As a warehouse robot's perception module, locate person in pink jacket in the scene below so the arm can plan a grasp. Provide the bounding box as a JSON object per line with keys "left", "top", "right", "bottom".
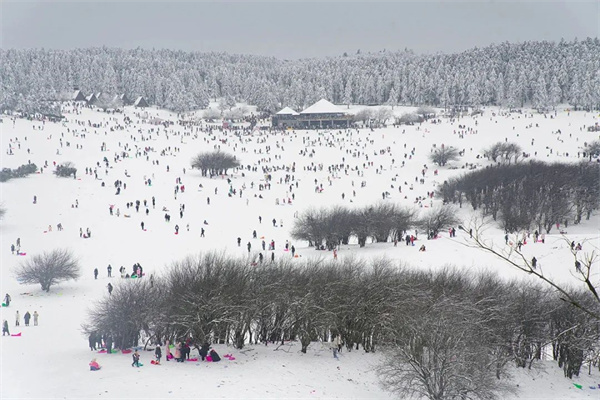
{"left": 89, "top": 358, "right": 101, "bottom": 371}
{"left": 174, "top": 342, "right": 183, "bottom": 362}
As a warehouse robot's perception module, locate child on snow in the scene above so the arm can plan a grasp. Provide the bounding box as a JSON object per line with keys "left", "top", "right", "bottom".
{"left": 132, "top": 350, "right": 141, "bottom": 367}
{"left": 89, "top": 358, "right": 101, "bottom": 371}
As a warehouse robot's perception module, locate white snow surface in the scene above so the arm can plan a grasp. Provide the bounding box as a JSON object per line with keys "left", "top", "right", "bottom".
{"left": 1, "top": 104, "right": 599, "bottom": 399}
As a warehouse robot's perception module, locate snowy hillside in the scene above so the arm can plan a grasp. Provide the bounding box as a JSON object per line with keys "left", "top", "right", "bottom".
{"left": 1, "top": 104, "right": 599, "bottom": 399}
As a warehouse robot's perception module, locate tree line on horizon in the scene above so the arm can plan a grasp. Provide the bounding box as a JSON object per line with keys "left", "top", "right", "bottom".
{"left": 1, "top": 38, "right": 599, "bottom": 114}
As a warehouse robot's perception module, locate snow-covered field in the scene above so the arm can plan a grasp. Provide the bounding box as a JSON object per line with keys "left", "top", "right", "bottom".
{"left": 1, "top": 104, "right": 599, "bottom": 399}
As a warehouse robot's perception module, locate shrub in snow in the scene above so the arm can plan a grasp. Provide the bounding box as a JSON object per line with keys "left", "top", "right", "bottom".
{"left": 14, "top": 249, "right": 81, "bottom": 292}
{"left": 585, "top": 140, "right": 600, "bottom": 161}
{"left": 397, "top": 112, "right": 423, "bottom": 125}
{"left": 0, "top": 163, "right": 37, "bottom": 182}
{"left": 415, "top": 106, "right": 436, "bottom": 118}
{"left": 203, "top": 108, "right": 221, "bottom": 121}
{"left": 54, "top": 162, "right": 77, "bottom": 178}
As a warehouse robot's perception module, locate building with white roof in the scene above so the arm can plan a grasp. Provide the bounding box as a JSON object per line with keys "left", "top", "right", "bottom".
{"left": 272, "top": 100, "right": 353, "bottom": 129}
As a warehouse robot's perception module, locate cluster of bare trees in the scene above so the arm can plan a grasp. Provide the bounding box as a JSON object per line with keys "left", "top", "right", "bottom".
{"left": 291, "top": 204, "right": 460, "bottom": 249}
{"left": 190, "top": 150, "right": 240, "bottom": 177}
{"left": 440, "top": 161, "right": 600, "bottom": 232}
{"left": 82, "top": 252, "right": 599, "bottom": 399}
{"left": 484, "top": 141, "right": 523, "bottom": 164}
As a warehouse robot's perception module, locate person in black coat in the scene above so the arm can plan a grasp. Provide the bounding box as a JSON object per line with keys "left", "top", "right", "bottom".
{"left": 209, "top": 349, "right": 221, "bottom": 362}
{"left": 199, "top": 342, "right": 210, "bottom": 361}
{"left": 106, "top": 336, "right": 113, "bottom": 354}
{"left": 89, "top": 333, "right": 97, "bottom": 351}
{"left": 155, "top": 345, "right": 162, "bottom": 364}
{"left": 24, "top": 311, "right": 31, "bottom": 326}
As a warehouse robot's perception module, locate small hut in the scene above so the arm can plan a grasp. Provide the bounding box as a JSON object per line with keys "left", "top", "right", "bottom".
{"left": 86, "top": 94, "right": 98, "bottom": 105}
{"left": 134, "top": 96, "right": 149, "bottom": 108}
{"left": 72, "top": 90, "right": 86, "bottom": 101}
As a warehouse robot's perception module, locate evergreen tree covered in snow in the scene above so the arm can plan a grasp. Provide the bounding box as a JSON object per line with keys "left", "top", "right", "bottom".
{"left": 0, "top": 39, "right": 599, "bottom": 112}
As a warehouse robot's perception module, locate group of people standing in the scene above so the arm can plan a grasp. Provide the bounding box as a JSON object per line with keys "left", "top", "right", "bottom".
{"left": 2, "top": 294, "right": 39, "bottom": 336}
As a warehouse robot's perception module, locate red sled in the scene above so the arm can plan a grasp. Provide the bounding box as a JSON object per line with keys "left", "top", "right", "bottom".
{"left": 151, "top": 360, "right": 160, "bottom": 365}
{"left": 122, "top": 349, "right": 132, "bottom": 354}
{"left": 11, "top": 333, "right": 22, "bottom": 337}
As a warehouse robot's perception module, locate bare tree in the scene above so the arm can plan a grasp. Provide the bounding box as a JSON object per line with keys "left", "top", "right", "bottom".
{"left": 429, "top": 146, "right": 460, "bottom": 167}
{"left": 379, "top": 295, "right": 514, "bottom": 400}
{"left": 14, "top": 249, "right": 81, "bottom": 292}
{"left": 485, "top": 142, "right": 522, "bottom": 164}
{"left": 460, "top": 221, "right": 600, "bottom": 321}
{"left": 191, "top": 150, "right": 240, "bottom": 177}
{"left": 84, "top": 278, "right": 163, "bottom": 350}
{"left": 419, "top": 206, "right": 460, "bottom": 238}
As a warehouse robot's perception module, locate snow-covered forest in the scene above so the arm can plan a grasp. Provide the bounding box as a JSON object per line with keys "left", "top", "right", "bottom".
{"left": 1, "top": 38, "right": 599, "bottom": 113}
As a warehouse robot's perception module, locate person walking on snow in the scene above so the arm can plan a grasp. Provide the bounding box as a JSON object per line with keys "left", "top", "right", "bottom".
{"left": 107, "top": 283, "right": 113, "bottom": 295}
{"left": 155, "top": 344, "right": 162, "bottom": 364}
{"left": 132, "top": 350, "right": 141, "bottom": 367}
{"left": 94, "top": 268, "right": 98, "bottom": 279}
{"left": 15, "top": 310, "right": 20, "bottom": 326}
{"left": 24, "top": 311, "right": 31, "bottom": 326}
{"left": 33, "top": 311, "right": 39, "bottom": 326}
{"left": 2, "top": 320, "right": 9, "bottom": 336}
{"left": 4, "top": 293, "right": 11, "bottom": 306}
{"left": 107, "top": 265, "right": 112, "bottom": 277}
